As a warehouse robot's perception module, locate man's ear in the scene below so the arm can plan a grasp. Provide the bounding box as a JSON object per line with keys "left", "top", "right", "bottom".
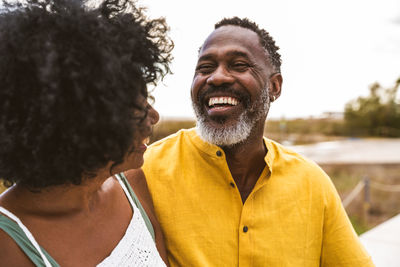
{"left": 268, "top": 73, "right": 283, "bottom": 102}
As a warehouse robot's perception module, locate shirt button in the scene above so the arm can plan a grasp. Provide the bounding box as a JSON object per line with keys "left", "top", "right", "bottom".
{"left": 243, "top": 226, "right": 248, "bottom": 233}
{"left": 216, "top": 150, "right": 222, "bottom": 156}
{"left": 230, "top": 182, "right": 235, "bottom": 188}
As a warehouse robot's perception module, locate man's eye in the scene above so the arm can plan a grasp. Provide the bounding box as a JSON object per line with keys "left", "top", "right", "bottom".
{"left": 232, "top": 62, "right": 249, "bottom": 71}
{"left": 196, "top": 64, "right": 215, "bottom": 73}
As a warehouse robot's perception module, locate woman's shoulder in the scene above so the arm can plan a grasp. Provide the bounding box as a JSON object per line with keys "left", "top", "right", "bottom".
{"left": 123, "top": 169, "right": 153, "bottom": 213}
{"left": 123, "top": 169, "right": 169, "bottom": 265}
{"left": 0, "top": 215, "right": 36, "bottom": 266}
{"left": 0, "top": 188, "right": 34, "bottom": 265}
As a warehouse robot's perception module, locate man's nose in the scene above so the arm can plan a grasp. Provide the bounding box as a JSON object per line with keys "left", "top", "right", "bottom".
{"left": 147, "top": 104, "right": 159, "bottom": 125}
{"left": 206, "top": 66, "right": 234, "bottom": 86}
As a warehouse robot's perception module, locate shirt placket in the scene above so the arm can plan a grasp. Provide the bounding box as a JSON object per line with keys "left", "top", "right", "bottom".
{"left": 238, "top": 196, "right": 253, "bottom": 266}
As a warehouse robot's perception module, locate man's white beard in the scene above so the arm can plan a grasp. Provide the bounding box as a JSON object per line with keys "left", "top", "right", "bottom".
{"left": 193, "top": 87, "right": 270, "bottom": 147}
{"left": 196, "top": 111, "right": 253, "bottom": 146}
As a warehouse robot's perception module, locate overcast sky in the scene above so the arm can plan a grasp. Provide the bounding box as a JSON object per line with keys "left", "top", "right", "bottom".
{"left": 144, "top": 0, "right": 400, "bottom": 119}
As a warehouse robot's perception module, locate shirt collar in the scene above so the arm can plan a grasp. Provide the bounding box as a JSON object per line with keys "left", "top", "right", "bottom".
{"left": 188, "top": 128, "right": 277, "bottom": 172}
{"left": 263, "top": 137, "right": 276, "bottom": 174}
{"left": 188, "top": 128, "right": 224, "bottom": 158}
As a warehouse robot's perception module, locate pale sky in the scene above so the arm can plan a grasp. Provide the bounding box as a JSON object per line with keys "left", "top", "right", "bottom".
{"left": 144, "top": 0, "right": 400, "bottom": 119}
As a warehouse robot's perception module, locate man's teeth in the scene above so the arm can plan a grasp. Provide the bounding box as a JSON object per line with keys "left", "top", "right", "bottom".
{"left": 208, "top": 97, "right": 238, "bottom": 107}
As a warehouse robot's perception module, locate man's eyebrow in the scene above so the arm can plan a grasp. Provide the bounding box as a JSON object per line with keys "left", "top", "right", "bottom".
{"left": 197, "top": 54, "right": 214, "bottom": 62}
{"left": 198, "top": 50, "right": 251, "bottom": 62}
{"left": 226, "top": 50, "right": 251, "bottom": 60}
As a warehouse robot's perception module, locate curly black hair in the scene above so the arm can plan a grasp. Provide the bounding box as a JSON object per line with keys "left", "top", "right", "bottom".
{"left": 215, "top": 17, "right": 281, "bottom": 73}
{"left": 0, "top": 0, "right": 173, "bottom": 188}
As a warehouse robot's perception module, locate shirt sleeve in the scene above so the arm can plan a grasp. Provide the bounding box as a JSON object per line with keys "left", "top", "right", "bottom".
{"left": 320, "top": 177, "right": 375, "bottom": 267}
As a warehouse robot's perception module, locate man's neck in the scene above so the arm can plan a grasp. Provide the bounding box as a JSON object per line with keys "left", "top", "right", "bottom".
{"left": 222, "top": 133, "right": 267, "bottom": 203}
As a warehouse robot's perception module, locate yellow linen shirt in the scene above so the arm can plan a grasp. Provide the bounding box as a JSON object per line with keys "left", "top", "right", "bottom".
{"left": 0, "top": 180, "right": 7, "bottom": 194}
{"left": 143, "top": 128, "right": 374, "bottom": 267}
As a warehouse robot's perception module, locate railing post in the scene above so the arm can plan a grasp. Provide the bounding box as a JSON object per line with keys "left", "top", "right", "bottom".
{"left": 363, "top": 176, "right": 371, "bottom": 224}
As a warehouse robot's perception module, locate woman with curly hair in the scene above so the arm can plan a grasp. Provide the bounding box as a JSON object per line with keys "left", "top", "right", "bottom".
{"left": 0, "top": 0, "right": 173, "bottom": 266}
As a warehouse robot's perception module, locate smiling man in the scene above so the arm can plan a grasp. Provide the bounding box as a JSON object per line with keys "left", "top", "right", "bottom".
{"left": 140, "top": 17, "right": 374, "bottom": 266}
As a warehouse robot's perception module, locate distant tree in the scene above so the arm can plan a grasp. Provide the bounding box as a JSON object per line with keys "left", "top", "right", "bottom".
{"left": 344, "top": 77, "right": 400, "bottom": 137}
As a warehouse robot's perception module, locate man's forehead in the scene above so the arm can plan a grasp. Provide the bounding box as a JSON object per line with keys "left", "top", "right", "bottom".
{"left": 208, "top": 25, "right": 258, "bottom": 40}
{"left": 199, "top": 25, "right": 266, "bottom": 59}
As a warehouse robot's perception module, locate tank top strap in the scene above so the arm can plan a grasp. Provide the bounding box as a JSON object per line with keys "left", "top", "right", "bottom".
{"left": 0, "top": 207, "right": 60, "bottom": 267}
{"left": 115, "top": 172, "right": 155, "bottom": 242}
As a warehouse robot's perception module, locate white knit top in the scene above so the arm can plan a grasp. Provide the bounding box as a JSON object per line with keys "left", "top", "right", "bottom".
{"left": 0, "top": 176, "right": 166, "bottom": 267}
{"left": 97, "top": 175, "right": 166, "bottom": 266}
